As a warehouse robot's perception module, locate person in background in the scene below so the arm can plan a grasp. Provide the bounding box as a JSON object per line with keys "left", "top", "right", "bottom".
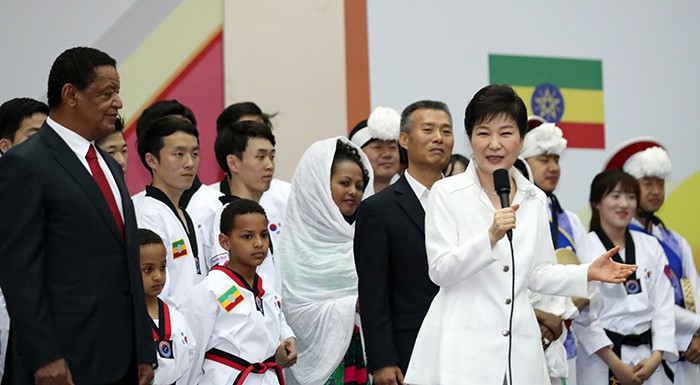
{"left": 354, "top": 100, "right": 454, "bottom": 385}
{"left": 605, "top": 138, "right": 700, "bottom": 385}
{"left": 574, "top": 169, "right": 676, "bottom": 385}
{"left": 521, "top": 118, "right": 594, "bottom": 385}
{"left": 131, "top": 100, "right": 223, "bottom": 228}
{"left": 349, "top": 106, "right": 401, "bottom": 193}
{"left": 135, "top": 116, "right": 205, "bottom": 307}
{"left": 279, "top": 138, "right": 373, "bottom": 385}
{"left": 96, "top": 115, "right": 127, "bottom": 174}
{"left": 204, "top": 121, "right": 280, "bottom": 293}
{"left": 0, "top": 97, "right": 48, "bottom": 155}
{"left": 442, "top": 153, "right": 469, "bottom": 176}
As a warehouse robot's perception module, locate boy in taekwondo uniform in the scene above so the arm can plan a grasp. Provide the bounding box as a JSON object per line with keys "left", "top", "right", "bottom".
{"left": 605, "top": 138, "right": 700, "bottom": 385}
{"left": 521, "top": 117, "right": 594, "bottom": 384}
{"left": 135, "top": 116, "right": 206, "bottom": 308}
{"left": 182, "top": 199, "right": 296, "bottom": 385}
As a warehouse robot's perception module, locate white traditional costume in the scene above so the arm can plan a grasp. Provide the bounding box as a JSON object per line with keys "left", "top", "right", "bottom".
{"left": 278, "top": 137, "right": 373, "bottom": 385}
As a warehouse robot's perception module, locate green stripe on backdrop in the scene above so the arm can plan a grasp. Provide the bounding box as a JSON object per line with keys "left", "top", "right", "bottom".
{"left": 489, "top": 54, "right": 603, "bottom": 90}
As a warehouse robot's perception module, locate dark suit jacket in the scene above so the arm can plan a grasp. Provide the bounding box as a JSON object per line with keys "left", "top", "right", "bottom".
{"left": 0, "top": 123, "right": 154, "bottom": 384}
{"left": 354, "top": 175, "right": 439, "bottom": 374}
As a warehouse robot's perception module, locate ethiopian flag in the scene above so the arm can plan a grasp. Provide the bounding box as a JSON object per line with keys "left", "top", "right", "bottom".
{"left": 489, "top": 54, "right": 605, "bottom": 149}
{"left": 218, "top": 285, "right": 244, "bottom": 312}
{"left": 172, "top": 239, "right": 188, "bottom": 259}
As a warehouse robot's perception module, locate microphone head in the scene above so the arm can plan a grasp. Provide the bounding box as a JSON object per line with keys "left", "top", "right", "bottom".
{"left": 493, "top": 169, "right": 510, "bottom": 194}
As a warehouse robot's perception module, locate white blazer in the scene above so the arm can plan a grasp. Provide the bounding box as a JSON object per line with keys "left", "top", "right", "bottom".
{"left": 405, "top": 161, "right": 591, "bottom": 385}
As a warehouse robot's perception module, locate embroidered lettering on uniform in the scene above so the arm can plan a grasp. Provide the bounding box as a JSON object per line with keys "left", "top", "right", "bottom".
{"left": 172, "top": 239, "right": 188, "bottom": 259}
{"left": 218, "top": 285, "right": 244, "bottom": 312}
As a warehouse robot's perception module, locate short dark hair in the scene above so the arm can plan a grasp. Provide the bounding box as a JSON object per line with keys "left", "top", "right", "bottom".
{"left": 220, "top": 198, "right": 268, "bottom": 236}
{"left": 136, "top": 100, "right": 197, "bottom": 139}
{"left": 47, "top": 47, "right": 117, "bottom": 108}
{"left": 137, "top": 228, "right": 164, "bottom": 247}
{"left": 216, "top": 102, "right": 276, "bottom": 133}
{"left": 214, "top": 120, "right": 276, "bottom": 177}
{"left": 0, "top": 98, "right": 49, "bottom": 141}
{"left": 137, "top": 115, "right": 199, "bottom": 173}
{"left": 332, "top": 140, "right": 370, "bottom": 192}
{"left": 464, "top": 84, "right": 527, "bottom": 138}
{"left": 95, "top": 115, "right": 125, "bottom": 146}
{"left": 589, "top": 170, "right": 640, "bottom": 231}
{"left": 400, "top": 100, "right": 452, "bottom": 133}
{"left": 443, "top": 153, "right": 470, "bottom": 176}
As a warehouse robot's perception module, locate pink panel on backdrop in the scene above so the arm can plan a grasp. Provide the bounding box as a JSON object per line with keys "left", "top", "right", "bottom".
{"left": 124, "top": 31, "right": 224, "bottom": 195}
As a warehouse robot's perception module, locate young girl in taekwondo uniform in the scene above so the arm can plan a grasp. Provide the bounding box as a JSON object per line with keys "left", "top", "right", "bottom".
{"left": 574, "top": 170, "right": 677, "bottom": 385}
{"left": 181, "top": 199, "right": 297, "bottom": 385}
{"left": 138, "top": 228, "right": 196, "bottom": 385}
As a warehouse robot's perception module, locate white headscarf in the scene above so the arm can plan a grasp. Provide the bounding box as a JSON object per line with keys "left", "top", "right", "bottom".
{"left": 279, "top": 136, "right": 373, "bottom": 385}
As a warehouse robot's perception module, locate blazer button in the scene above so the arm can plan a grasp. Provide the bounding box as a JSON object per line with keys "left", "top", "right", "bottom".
{"left": 502, "top": 330, "right": 510, "bottom": 337}
{"left": 502, "top": 265, "right": 510, "bottom": 272}
{"left": 504, "top": 298, "right": 512, "bottom": 305}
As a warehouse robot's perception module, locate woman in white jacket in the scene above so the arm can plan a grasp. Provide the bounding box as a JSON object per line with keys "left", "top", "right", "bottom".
{"left": 404, "top": 84, "right": 637, "bottom": 385}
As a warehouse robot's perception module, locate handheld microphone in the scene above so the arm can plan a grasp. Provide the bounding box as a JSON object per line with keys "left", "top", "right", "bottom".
{"left": 493, "top": 169, "right": 512, "bottom": 241}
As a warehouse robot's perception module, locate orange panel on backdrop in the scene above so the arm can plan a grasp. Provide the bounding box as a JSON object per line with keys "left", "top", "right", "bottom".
{"left": 344, "top": 0, "right": 371, "bottom": 132}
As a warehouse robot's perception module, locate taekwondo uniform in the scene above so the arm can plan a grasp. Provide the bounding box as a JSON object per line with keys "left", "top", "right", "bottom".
{"left": 574, "top": 230, "right": 677, "bottom": 385}
{"left": 136, "top": 186, "right": 206, "bottom": 307}
{"left": 605, "top": 137, "right": 700, "bottom": 385}
{"left": 181, "top": 265, "right": 295, "bottom": 385}
{"left": 151, "top": 298, "right": 196, "bottom": 385}
{"left": 133, "top": 176, "right": 223, "bottom": 233}
{"left": 631, "top": 218, "right": 700, "bottom": 385}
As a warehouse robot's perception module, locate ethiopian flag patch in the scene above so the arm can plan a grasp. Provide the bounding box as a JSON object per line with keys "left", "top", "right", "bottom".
{"left": 489, "top": 54, "right": 605, "bottom": 149}
{"left": 172, "top": 239, "right": 188, "bottom": 259}
{"left": 218, "top": 285, "right": 244, "bottom": 312}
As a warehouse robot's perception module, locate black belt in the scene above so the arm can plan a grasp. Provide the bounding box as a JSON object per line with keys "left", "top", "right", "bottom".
{"left": 605, "top": 329, "right": 674, "bottom": 384}
{"left": 205, "top": 348, "right": 284, "bottom": 385}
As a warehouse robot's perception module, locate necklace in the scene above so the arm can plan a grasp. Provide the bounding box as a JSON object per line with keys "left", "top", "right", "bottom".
{"left": 479, "top": 186, "right": 499, "bottom": 196}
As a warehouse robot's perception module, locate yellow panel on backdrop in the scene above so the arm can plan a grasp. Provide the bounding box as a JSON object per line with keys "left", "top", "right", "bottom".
{"left": 118, "top": 0, "right": 222, "bottom": 125}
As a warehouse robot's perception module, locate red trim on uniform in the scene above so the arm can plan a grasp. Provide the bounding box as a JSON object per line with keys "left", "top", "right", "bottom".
{"left": 255, "top": 275, "right": 265, "bottom": 298}
{"left": 162, "top": 301, "right": 172, "bottom": 340}
{"left": 212, "top": 265, "right": 247, "bottom": 288}
{"left": 557, "top": 122, "right": 605, "bottom": 149}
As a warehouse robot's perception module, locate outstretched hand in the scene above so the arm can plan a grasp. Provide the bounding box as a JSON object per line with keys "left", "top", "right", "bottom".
{"left": 587, "top": 246, "right": 637, "bottom": 283}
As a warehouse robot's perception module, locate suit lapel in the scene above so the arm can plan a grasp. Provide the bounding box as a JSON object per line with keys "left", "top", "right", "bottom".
{"left": 394, "top": 176, "right": 425, "bottom": 234}
{"left": 41, "top": 124, "right": 123, "bottom": 242}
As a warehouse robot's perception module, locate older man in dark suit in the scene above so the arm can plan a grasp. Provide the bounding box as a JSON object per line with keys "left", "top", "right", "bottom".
{"left": 354, "top": 100, "right": 454, "bottom": 385}
{"left": 0, "top": 47, "right": 154, "bottom": 385}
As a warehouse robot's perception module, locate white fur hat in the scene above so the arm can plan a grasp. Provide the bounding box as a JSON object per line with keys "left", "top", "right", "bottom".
{"left": 603, "top": 137, "right": 672, "bottom": 179}
{"left": 349, "top": 106, "right": 400, "bottom": 148}
{"left": 520, "top": 122, "right": 568, "bottom": 159}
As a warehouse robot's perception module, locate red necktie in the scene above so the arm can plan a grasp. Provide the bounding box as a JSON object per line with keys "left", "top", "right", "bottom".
{"left": 86, "top": 144, "right": 124, "bottom": 237}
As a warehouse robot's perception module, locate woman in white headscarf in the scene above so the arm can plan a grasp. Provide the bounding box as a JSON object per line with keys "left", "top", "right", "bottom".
{"left": 279, "top": 137, "right": 373, "bottom": 385}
